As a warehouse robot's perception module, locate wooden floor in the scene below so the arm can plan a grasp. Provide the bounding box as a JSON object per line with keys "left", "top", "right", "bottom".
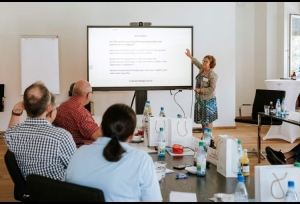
{"left": 1, "top": 122, "right": 300, "bottom": 202}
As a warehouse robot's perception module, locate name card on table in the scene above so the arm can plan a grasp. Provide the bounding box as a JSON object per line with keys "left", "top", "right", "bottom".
{"left": 288, "top": 111, "right": 300, "bottom": 122}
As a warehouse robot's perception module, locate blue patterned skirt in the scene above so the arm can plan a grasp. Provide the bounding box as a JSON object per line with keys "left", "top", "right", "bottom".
{"left": 194, "top": 96, "right": 218, "bottom": 124}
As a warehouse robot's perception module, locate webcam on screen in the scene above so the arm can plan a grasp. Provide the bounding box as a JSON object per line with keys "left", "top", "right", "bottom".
{"left": 129, "top": 22, "right": 152, "bottom": 27}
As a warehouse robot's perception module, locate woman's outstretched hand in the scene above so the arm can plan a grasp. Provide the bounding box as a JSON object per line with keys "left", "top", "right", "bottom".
{"left": 185, "top": 49, "right": 194, "bottom": 59}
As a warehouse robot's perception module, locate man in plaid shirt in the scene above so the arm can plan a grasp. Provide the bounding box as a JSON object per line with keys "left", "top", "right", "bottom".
{"left": 4, "top": 81, "right": 76, "bottom": 181}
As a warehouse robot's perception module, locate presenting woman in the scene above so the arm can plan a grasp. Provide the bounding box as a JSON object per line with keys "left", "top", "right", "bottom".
{"left": 65, "top": 103, "right": 162, "bottom": 202}
{"left": 185, "top": 49, "right": 218, "bottom": 135}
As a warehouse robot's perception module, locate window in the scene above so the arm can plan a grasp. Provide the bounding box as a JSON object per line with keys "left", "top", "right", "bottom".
{"left": 289, "top": 14, "right": 300, "bottom": 76}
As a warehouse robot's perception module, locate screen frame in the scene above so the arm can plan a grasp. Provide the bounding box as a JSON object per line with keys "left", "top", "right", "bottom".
{"left": 87, "top": 25, "right": 194, "bottom": 91}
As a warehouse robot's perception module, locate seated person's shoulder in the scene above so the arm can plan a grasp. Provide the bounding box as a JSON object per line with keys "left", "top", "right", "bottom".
{"left": 50, "top": 125, "right": 73, "bottom": 137}
{"left": 127, "top": 148, "right": 153, "bottom": 161}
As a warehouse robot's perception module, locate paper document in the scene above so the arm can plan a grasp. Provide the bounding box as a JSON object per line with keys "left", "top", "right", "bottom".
{"left": 166, "top": 168, "right": 174, "bottom": 174}
{"left": 170, "top": 191, "right": 197, "bottom": 202}
{"left": 166, "top": 147, "right": 194, "bottom": 156}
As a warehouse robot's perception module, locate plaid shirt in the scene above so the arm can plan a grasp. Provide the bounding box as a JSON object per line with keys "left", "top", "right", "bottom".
{"left": 4, "top": 118, "right": 76, "bottom": 181}
{"left": 53, "top": 97, "right": 99, "bottom": 147}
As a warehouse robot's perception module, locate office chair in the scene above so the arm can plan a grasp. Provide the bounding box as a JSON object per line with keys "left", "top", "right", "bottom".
{"left": 26, "top": 174, "right": 105, "bottom": 202}
{"left": 235, "top": 89, "right": 286, "bottom": 125}
{"left": 4, "top": 149, "right": 29, "bottom": 201}
{"left": 234, "top": 89, "right": 286, "bottom": 157}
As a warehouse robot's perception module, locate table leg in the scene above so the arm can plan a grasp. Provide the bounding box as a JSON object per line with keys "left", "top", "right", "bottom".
{"left": 258, "top": 114, "right": 261, "bottom": 163}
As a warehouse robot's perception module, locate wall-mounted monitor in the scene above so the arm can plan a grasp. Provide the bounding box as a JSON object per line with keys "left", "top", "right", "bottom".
{"left": 87, "top": 25, "right": 193, "bottom": 91}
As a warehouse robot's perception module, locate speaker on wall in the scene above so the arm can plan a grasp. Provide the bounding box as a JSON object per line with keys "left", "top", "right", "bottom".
{"left": 0, "top": 84, "right": 4, "bottom": 112}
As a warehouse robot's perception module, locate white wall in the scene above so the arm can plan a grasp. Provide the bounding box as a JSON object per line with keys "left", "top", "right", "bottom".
{"left": 0, "top": 2, "right": 236, "bottom": 131}
{"left": 235, "top": 2, "right": 300, "bottom": 117}
{"left": 235, "top": 2, "right": 255, "bottom": 117}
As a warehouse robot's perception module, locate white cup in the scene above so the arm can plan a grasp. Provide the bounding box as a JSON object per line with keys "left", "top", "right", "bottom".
{"left": 264, "top": 105, "right": 270, "bottom": 114}
{"left": 154, "top": 161, "right": 167, "bottom": 179}
{"left": 132, "top": 135, "right": 141, "bottom": 141}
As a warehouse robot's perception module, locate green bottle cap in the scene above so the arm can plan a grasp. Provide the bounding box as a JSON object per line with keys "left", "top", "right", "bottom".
{"left": 238, "top": 139, "right": 241, "bottom": 144}
{"left": 199, "top": 141, "right": 204, "bottom": 146}
{"left": 294, "top": 162, "right": 300, "bottom": 167}
{"left": 160, "top": 127, "right": 163, "bottom": 131}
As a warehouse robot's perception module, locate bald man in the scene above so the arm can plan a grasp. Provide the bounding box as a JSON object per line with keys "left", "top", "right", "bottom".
{"left": 53, "top": 80, "right": 101, "bottom": 147}
{"left": 4, "top": 81, "right": 76, "bottom": 181}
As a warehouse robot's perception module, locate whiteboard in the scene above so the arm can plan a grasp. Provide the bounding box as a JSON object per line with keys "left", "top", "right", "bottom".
{"left": 21, "top": 36, "right": 60, "bottom": 94}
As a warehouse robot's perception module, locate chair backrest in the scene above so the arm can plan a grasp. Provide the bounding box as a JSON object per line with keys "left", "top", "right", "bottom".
{"left": 4, "top": 149, "right": 28, "bottom": 201}
{"left": 252, "top": 89, "right": 286, "bottom": 120}
{"left": 26, "top": 174, "right": 105, "bottom": 202}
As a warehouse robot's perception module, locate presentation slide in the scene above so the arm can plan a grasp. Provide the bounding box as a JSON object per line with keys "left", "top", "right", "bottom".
{"left": 88, "top": 26, "right": 193, "bottom": 90}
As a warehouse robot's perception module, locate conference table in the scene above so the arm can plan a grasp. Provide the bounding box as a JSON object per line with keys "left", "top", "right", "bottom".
{"left": 130, "top": 141, "right": 255, "bottom": 202}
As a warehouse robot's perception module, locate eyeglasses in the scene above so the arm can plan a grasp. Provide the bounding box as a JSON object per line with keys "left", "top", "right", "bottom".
{"left": 202, "top": 60, "right": 210, "bottom": 64}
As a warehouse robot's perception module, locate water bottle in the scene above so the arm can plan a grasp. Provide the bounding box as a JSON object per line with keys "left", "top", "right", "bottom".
{"left": 276, "top": 98, "right": 281, "bottom": 117}
{"left": 144, "top": 100, "right": 150, "bottom": 111}
{"left": 284, "top": 181, "right": 299, "bottom": 202}
{"left": 269, "top": 101, "right": 275, "bottom": 115}
{"left": 206, "top": 128, "right": 213, "bottom": 169}
{"left": 202, "top": 127, "right": 210, "bottom": 150}
{"left": 147, "top": 101, "right": 152, "bottom": 116}
{"left": 142, "top": 106, "right": 149, "bottom": 131}
{"left": 157, "top": 127, "right": 166, "bottom": 157}
{"left": 206, "top": 128, "right": 212, "bottom": 146}
{"left": 159, "top": 107, "right": 166, "bottom": 117}
{"left": 281, "top": 97, "right": 287, "bottom": 117}
{"left": 196, "top": 141, "right": 207, "bottom": 177}
{"left": 209, "top": 129, "right": 216, "bottom": 149}
{"left": 234, "top": 175, "right": 249, "bottom": 202}
{"left": 202, "top": 127, "right": 208, "bottom": 139}
{"left": 297, "top": 67, "right": 300, "bottom": 80}
{"left": 237, "top": 140, "right": 243, "bottom": 176}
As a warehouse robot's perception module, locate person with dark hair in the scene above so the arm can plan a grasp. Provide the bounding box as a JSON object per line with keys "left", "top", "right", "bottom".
{"left": 185, "top": 49, "right": 218, "bottom": 136}
{"left": 4, "top": 81, "right": 76, "bottom": 181}
{"left": 53, "top": 79, "right": 101, "bottom": 148}
{"left": 65, "top": 103, "right": 162, "bottom": 202}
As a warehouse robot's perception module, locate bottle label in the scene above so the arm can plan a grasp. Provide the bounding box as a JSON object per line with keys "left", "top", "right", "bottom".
{"left": 158, "top": 142, "right": 166, "bottom": 156}
{"left": 242, "top": 164, "right": 249, "bottom": 173}
{"left": 197, "top": 158, "right": 206, "bottom": 176}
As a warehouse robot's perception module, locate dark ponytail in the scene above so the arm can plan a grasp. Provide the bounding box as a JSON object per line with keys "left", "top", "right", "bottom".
{"left": 103, "top": 136, "right": 125, "bottom": 162}
{"left": 102, "top": 104, "right": 136, "bottom": 162}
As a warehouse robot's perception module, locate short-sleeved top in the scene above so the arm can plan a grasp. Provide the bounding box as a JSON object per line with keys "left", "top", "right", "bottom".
{"left": 65, "top": 137, "right": 163, "bottom": 202}
{"left": 4, "top": 118, "right": 76, "bottom": 181}
{"left": 53, "top": 97, "right": 99, "bottom": 146}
